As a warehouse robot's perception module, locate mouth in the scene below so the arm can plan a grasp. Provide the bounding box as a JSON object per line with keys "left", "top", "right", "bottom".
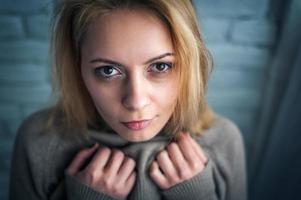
{"left": 121, "top": 119, "right": 153, "bottom": 131}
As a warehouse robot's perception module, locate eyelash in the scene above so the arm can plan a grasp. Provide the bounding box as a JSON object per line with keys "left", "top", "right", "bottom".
{"left": 148, "top": 62, "right": 173, "bottom": 73}
{"left": 94, "top": 66, "right": 122, "bottom": 79}
{"left": 94, "top": 62, "right": 173, "bottom": 79}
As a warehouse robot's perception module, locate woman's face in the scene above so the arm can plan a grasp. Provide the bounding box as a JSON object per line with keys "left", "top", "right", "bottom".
{"left": 81, "top": 9, "right": 179, "bottom": 142}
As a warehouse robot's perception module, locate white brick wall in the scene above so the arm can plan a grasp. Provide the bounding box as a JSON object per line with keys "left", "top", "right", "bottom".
{"left": 0, "top": 1, "right": 53, "bottom": 198}
{"left": 197, "top": 0, "right": 277, "bottom": 148}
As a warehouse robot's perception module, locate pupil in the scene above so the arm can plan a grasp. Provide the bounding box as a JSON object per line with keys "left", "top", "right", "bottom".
{"left": 157, "top": 63, "right": 165, "bottom": 71}
{"left": 104, "top": 67, "right": 113, "bottom": 74}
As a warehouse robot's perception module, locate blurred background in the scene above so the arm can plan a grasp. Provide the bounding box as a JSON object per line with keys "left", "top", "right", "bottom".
{"left": 0, "top": 0, "right": 300, "bottom": 199}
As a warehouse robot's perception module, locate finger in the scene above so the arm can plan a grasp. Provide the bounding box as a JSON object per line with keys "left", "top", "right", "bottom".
{"left": 124, "top": 171, "right": 137, "bottom": 192}
{"left": 104, "top": 149, "right": 125, "bottom": 177}
{"left": 156, "top": 150, "right": 178, "bottom": 181}
{"left": 149, "top": 161, "right": 169, "bottom": 189}
{"left": 177, "top": 133, "right": 199, "bottom": 165}
{"left": 86, "top": 146, "right": 112, "bottom": 171}
{"left": 67, "top": 143, "right": 99, "bottom": 176}
{"left": 167, "top": 143, "right": 189, "bottom": 175}
{"left": 117, "top": 157, "right": 136, "bottom": 183}
{"left": 187, "top": 134, "right": 208, "bottom": 163}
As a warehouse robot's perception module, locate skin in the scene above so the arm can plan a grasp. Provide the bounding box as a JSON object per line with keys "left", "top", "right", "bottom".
{"left": 150, "top": 133, "right": 208, "bottom": 190}
{"left": 66, "top": 9, "right": 208, "bottom": 199}
{"left": 80, "top": 9, "right": 178, "bottom": 143}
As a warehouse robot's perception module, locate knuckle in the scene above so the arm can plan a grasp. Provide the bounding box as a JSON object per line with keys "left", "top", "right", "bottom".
{"left": 169, "top": 175, "right": 180, "bottom": 184}
{"left": 111, "top": 185, "right": 119, "bottom": 193}
{"left": 77, "top": 149, "right": 89, "bottom": 157}
{"left": 78, "top": 150, "right": 86, "bottom": 156}
{"left": 150, "top": 164, "right": 159, "bottom": 178}
{"left": 150, "top": 167, "right": 157, "bottom": 177}
{"left": 101, "top": 147, "right": 111, "bottom": 155}
{"left": 167, "top": 142, "right": 177, "bottom": 152}
{"left": 115, "top": 190, "right": 126, "bottom": 199}
{"left": 179, "top": 169, "right": 190, "bottom": 180}
{"left": 96, "top": 149, "right": 109, "bottom": 160}
{"left": 161, "top": 182, "right": 171, "bottom": 190}
{"left": 66, "top": 167, "right": 74, "bottom": 175}
{"left": 157, "top": 150, "right": 167, "bottom": 160}
{"left": 82, "top": 170, "right": 98, "bottom": 183}
{"left": 126, "top": 157, "right": 136, "bottom": 167}
{"left": 191, "top": 160, "right": 202, "bottom": 171}
{"left": 190, "top": 161, "right": 198, "bottom": 170}
{"left": 113, "top": 149, "right": 124, "bottom": 160}
{"left": 103, "top": 178, "right": 113, "bottom": 189}
{"left": 111, "top": 184, "right": 127, "bottom": 198}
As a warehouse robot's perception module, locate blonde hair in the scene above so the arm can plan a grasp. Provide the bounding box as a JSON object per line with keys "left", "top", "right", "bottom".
{"left": 49, "top": 0, "right": 215, "bottom": 137}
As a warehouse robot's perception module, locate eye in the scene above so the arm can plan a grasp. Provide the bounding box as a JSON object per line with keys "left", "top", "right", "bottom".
{"left": 149, "top": 62, "right": 173, "bottom": 73}
{"left": 94, "top": 66, "right": 121, "bottom": 78}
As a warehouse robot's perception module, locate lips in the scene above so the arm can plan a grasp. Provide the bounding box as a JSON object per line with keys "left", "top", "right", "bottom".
{"left": 122, "top": 119, "right": 152, "bottom": 131}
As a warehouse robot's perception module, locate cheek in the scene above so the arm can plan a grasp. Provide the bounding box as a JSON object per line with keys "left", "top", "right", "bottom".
{"left": 152, "top": 79, "right": 179, "bottom": 109}
{"left": 90, "top": 86, "right": 119, "bottom": 113}
{"left": 81, "top": 75, "right": 119, "bottom": 116}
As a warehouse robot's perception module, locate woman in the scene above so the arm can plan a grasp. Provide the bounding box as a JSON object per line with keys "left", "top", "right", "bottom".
{"left": 9, "top": 0, "right": 247, "bottom": 199}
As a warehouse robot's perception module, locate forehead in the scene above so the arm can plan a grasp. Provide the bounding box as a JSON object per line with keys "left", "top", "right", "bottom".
{"left": 81, "top": 8, "right": 174, "bottom": 63}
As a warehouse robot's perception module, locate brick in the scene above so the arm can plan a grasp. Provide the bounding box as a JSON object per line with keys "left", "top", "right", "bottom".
{"left": 27, "top": 14, "right": 50, "bottom": 39}
{"left": 7, "top": 118, "right": 23, "bottom": 136}
{"left": 0, "top": 134, "right": 15, "bottom": 147}
{"left": 207, "top": 89, "right": 261, "bottom": 109}
{"left": 46, "top": 1, "right": 54, "bottom": 14}
{"left": 0, "top": 120, "right": 9, "bottom": 137}
{"left": 0, "top": 84, "right": 51, "bottom": 103}
{"left": 210, "top": 106, "right": 256, "bottom": 146}
{"left": 0, "top": 40, "right": 49, "bottom": 62}
{"left": 0, "top": 63, "right": 49, "bottom": 82}
{"left": 213, "top": 106, "right": 256, "bottom": 128}
{"left": 210, "top": 106, "right": 257, "bottom": 145}
{"left": 0, "top": 15, "right": 24, "bottom": 38}
{"left": 201, "top": 18, "right": 230, "bottom": 43}
{"left": 0, "top": 0, "right": 52, "bottom": 14}
{"left": 0, "top": 118, "right": 23, "bottom": 137}
{"left": 194, "top": 0, "right": 269, "bottom": 18}
{"left": 207, "top": 44, "right": 271, "bottom": 69}
{"left": 0, "top": 103, "right": 21, "bottom": 120}
{"left": 21, "top": 103, "right": 51, "bottom": 118}
{"left": 208, "top": 68, "right": 264, "bottom": 90}
{"left": 231, "top": 19, "right": 277, "bottom": 47}
{"left": 0, "top": 138, "right": 14, "bottom": 170}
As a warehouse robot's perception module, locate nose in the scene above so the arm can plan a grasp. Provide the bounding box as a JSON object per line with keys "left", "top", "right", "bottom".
{"left": 122, "top": 73, "right": 150, "bottom": 111}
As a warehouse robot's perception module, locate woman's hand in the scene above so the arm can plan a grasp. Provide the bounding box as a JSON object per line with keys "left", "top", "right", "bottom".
{"left": 150, "top": 133, "right": 208, "bottom": 190}
{"left": 66, "top": 144, "right": 136, "bottom": 199}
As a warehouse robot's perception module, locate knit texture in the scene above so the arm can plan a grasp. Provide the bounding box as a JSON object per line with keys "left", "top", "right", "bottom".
{"left": 9, "top": 108, "right": 247, "bottom": 200}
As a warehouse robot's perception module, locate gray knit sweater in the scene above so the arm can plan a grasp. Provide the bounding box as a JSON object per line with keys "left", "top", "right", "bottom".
{"left": 9, "top": 108, "right": 247, "bottom": 200}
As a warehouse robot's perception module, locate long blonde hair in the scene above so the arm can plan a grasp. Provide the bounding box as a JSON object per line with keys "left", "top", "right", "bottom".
{"left": 49, "top": 0, "right": 215, "bottom": 137}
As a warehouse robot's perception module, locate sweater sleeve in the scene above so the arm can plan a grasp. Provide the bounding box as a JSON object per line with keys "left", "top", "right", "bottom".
{"left": 9, "top": 129, "right": 123, "bottom": 200}
{"left": 9, "top": 121, "right": 48, "bottom": 200}
{"left": 64, "top": 173, "right": 119, "bottom": 200}
{"left": 161, "top": 117, "right": 247, "bottom": 200}
{"left": 161, "top": 159, "right": 218, "bottom": 200}
{"left": 9, "top": 110, "right": 123, "bottom": 200}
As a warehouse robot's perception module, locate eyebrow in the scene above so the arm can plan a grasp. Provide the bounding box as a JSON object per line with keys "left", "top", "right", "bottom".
{"left": 89, "top": 52, "right": 174, "bottom": 66}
